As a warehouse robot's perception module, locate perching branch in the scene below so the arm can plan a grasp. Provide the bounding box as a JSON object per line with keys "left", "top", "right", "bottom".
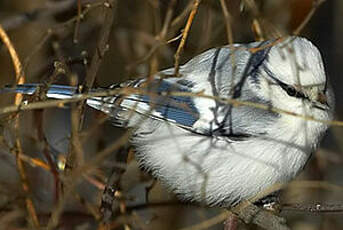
{"left": 283, "top": 203, "right": 343, "bottom": 213}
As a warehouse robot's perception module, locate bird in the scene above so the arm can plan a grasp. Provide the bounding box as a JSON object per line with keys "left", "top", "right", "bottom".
{"left": 1, "top": 36, "right": 334, "bottom": 208}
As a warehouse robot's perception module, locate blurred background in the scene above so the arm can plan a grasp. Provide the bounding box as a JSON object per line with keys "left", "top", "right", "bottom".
{"left": 0, "top": 0, "right": 342, "bottom": 229}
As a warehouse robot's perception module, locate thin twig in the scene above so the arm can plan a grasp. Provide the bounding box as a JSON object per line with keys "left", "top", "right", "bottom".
{"left": 219, "top": 0, "right": 234, "bottom": 45}
{"left": 73, "top": 0, "right": 83, "bottom": 43}
{"left": 293, "top": 0, "right": 326, "bottom": 35}
{"left": 0, "top": 0, "right": 78, "bottom": 31}
{"left": 219, "top": 0, "right": 237, "bottom": 97}
{"left": 0, "top": 25, "right": 40, "bottom": 228}
{"left": 65, "top": 74, "right": 85, "bottom": 174}
{"left": 1, "top": 86, "right": 343, "bottom": 127}
{"left": 23, "top": 29, "right": 53, "bottom": 72}
{"left": 244, "top": 0, "right": 283, "bottom": 40}
{"left": 0, "top": 28, "right": 24, "bottom": 84}
{"left": 46, "top": 177, "right": 74, "bottom": 229}
{"left": 159, "top": 0, "right": 178, "bottom": 39}
{"left": 173, "top": 0, "right": 201, "bottom": 77}
{"left": 126, "top": 32, "right": 182, "bottom": 72}
{"left": 18, "top": 154, "right": 51, "bottom": 171}
{"left": 34, "top": 110, "right": 61, "bottom": 202}
{"left": 148, "top": 0, "right": 178, "bottom": 79}
{"left": 62, "top": 0, "right": 117, "bottom": 206}
{"left": 83, "top": 0, "right": 117, "bottom": 89}
{"left": 171, "top": 2, "right": 193, "bottom": 28}
{"left": 77, "top": 0, "right": 117, "bottom": 142}
{"left": 21, "top": 1, "right": 106, "bottom": 78}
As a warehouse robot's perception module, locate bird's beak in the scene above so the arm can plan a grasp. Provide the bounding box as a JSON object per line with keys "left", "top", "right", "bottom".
{"left": 317, "top": 92, "right": 328, "bottom": 106}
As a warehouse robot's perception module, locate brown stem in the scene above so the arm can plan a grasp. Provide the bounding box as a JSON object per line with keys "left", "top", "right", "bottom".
{"left": 0, "top": 24, "right": 40, "bottom": 228}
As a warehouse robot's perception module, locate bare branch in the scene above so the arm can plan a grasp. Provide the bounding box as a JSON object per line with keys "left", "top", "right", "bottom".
{"left": 1, "top": 86, "right": 343, "bottom": 127}
{"left": 0, "top": 0, "right": 77, "bottom": 31}
{"left": 283, "top": 203, "right": 343, "bottom": 213}
{"left": 173, "top": 0, "right": 201, "bottom": 77}
{"left": 293, "top": 0, "right": 326, "bottom": 35}
{"left": 0, "top": 25, "right": 40, "bottom": 228}
{"left": 83, "top": 0, "right": 117, "bottom": 89}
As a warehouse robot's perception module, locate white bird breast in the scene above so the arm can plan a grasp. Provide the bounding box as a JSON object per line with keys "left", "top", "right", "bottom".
{"left": 132, "top": 109, "right": 326, "bottom": 207}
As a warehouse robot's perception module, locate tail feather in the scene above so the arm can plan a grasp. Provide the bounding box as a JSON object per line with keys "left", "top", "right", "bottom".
{"left": 1, "top": 83, "right": 130, "bottom": 126}
{"left": 2, "top": 84, "right": 78, "bottom": 99}
{"left": 0, "top": 79, "right": 200, "bottom": 130}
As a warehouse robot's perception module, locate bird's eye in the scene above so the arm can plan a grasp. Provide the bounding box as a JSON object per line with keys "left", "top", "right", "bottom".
{"left": 278, "top": 82, "right": 307, "bottom": 99}
{"left": 285, "top": 86, "right": 296, "bottom": 97}
{"left": 280, "top": 83, "right": 308, "bottom": 99}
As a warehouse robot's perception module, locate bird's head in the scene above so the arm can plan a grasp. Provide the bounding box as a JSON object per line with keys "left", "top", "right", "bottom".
{"left": 255, "top": 37, "right": 334, "bottom": 122}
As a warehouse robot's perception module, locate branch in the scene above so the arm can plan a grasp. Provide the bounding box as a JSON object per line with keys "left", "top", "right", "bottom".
{"left": 83, "top": 0, "right": 117, "bottom": 89}
{"left": 1, "top": 87, "right": 343, "bottom": 127}
{"left": 283, "top": 203, "right": 343, "bottom": 213}
{"left": 173, "top": 0, "right": 201, "bottom": 77}
{"left": 0, "top": 25, "right": 40, "bottom": 228}
{"left": 219, "top": 0, "right": 234, "bottom": 45}
{"left": 233, "top": 204, "right": 290, "bottom": 230}
{"left": 0, "top": 0, "right": 77, "bottom": 31}
{"left": 63, "top": 0, "right": 117, "bottom": 220}
{"left": 293, "top": 0, "right": 326, "bottom": 35}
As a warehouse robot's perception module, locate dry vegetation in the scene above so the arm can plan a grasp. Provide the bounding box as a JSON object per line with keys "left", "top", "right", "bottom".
{"left": 0, "top": 0, "right": 342, "bottom": 229}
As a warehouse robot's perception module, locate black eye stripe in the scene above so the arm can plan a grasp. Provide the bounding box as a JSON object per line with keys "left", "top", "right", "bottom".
{"left": 284, "top": 85, "right": 296, "bottom": 96}
{"left": 262, "top": 65, "right": 308, "bottom": 100}
{"left": 278, "top": 81, "right": 308, "bottom": 99}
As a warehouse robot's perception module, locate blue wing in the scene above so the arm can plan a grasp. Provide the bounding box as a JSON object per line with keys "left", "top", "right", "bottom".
{"left": 132, "top": 79, "right": 199, "bottom": 127}
{"left": 86, "top": 78, "right": 203, "bottom": 130}
{"left": 2, "top": 80, "right": 202, "bottom": 132}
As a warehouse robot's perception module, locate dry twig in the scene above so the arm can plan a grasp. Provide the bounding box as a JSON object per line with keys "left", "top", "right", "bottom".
{"left": 83, "top": 0, "right": 117, "bottom": 89}
{"left": 174, "top": 0, "right": 201, "bottom": 77}
{"left": 283, "top": 203, "right": 343, "bottom": 213}
{"left": 0, "top": 24, "right": 40, "bottom": 228}
{"left": 1, "top": 86, "right": 343, "bottom": 127}
{"left": 293, "top": 0, "right": 326, "bottom": 35}
{"left": 219, "top": 0, "right": 234, "bottom": 45}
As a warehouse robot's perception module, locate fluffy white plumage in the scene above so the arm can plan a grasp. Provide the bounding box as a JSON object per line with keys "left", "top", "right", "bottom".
{"left": 3, "top": 36, "right": 334, "bottom": 207}
{"left": 124, "top": 36, "right": 334, "bottom": 207}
